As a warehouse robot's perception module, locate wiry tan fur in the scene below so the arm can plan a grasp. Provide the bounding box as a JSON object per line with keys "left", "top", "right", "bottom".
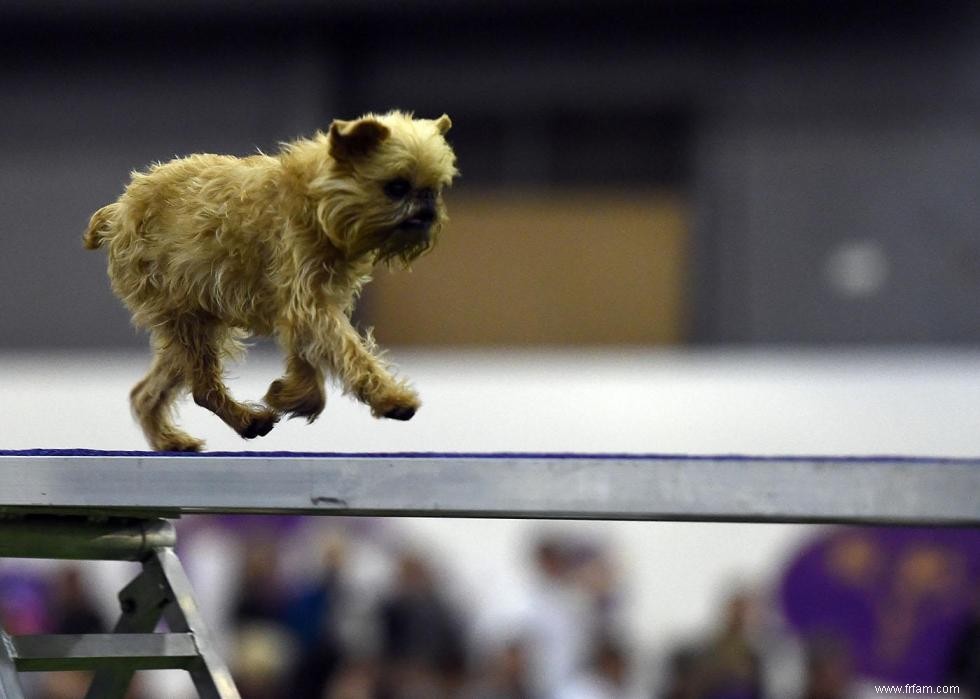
{"left": 84, "top": 111, "right": 457, "bottom": 451}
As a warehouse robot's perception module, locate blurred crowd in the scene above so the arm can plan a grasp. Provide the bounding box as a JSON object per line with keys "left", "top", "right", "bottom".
{"left": 206, "top": 528, "right": 633, "bottom": 699}
{"left": 1, "top": 521, "right": 977, "bottom": 699}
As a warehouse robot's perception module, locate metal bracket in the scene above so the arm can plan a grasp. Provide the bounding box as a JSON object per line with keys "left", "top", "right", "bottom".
{"left": 0, "top": 515, "right": 240, "bottom": 699}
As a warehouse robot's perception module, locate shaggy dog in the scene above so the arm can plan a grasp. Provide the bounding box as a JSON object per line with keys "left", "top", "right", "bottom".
{"left": 84, "top": 111, "right": 457, "bottom": 451}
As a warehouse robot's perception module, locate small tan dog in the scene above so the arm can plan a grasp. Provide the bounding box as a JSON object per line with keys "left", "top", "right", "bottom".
{"left": 84, "top": 111, "right": 457, "bottom": 451}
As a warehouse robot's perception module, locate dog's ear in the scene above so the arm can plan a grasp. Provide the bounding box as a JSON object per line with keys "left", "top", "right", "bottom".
{"left": 328, "top": 118, "right": 391, "bottom": 161}
{"left": 434, "top": 114, "right": 452, "bottom": 135}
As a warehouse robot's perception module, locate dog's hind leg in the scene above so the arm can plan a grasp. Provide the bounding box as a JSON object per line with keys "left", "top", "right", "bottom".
{"left": 264, "top": 355, "right": 326, "bottom": 423}
{"left": 131, "top": 336, "right": 204, "bottom": 452}
{"left": 184, "top": 324, "right": 280, "bottom": 440}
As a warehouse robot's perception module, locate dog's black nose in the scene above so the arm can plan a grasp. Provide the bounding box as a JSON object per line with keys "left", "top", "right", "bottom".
{"left": 402, "top": 207, "right": 435, "bottom": 230}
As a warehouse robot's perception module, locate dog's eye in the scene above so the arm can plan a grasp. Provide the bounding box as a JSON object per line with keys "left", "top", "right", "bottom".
{"left": 383, "top": 178, "right": 412, "bottom": 199}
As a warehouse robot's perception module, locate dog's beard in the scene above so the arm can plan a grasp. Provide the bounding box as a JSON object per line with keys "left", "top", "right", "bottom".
{"left": 374, "top": 226, "right": 434, "bottom": 266}
{"left": 344, "top": 220, "right": 436, "bottom": 268}
{"left": 318, "top": 190, "right": 440, "bottom": 268}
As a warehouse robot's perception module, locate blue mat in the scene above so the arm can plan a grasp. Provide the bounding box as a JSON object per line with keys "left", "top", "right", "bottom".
{"left": 0, "top": 448, "right": 977, "bottom": 464}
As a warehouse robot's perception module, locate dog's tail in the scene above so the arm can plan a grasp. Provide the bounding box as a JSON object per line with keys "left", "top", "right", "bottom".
{"left": 82, "top": 203, "right": 119, "bottom": 250}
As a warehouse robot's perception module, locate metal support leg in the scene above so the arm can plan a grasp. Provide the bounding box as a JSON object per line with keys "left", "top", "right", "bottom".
{"left": 0, "top": 516, "right": 241, "bottom": 699}
{"left": 154, "top": 548, "right": 239, "bottom": 699}
{"left": 83, "top": 545, "right": 239, "bottom": 699}
{"left": 83, "top": 562, "right": 173, "bottom": 699}
{"left": 0, "top": 628, "right": 26, "bottom": 699}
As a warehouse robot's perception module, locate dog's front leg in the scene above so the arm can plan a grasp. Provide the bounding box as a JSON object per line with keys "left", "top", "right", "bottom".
{"left": 304, "top": 308, "right": 420, "bottom": 420}
{"left": 264, "top": 355, "right": 326, "bottom": 423}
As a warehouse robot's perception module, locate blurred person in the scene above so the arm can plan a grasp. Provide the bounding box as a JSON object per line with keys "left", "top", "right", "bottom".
{"left": 232, "top": 535, "right": 287, "bottom": 626}
{"left": 800, "top": 637, "right": 855, "bottom": 699}
{"left": 947, "top": 586, "right": 980, "bottom": 698}
{"left": 377, "top": 551, "right": 467, "bottom": 699}
{"left": 659, "top": 647, "right": 700, "bottom": 699}
{"left": 525, "top": 538, "right": 595, "bottom": 697}
{"left": 38, "top": 673, "right": 147, "bottom": 699}
{"left": 229, "top": 535, "right": 297, "bottom": 698}
{"left": 324, "top": 659, "right": 380, "bottom": 699}
{"left": 464, "top": 639, "right": 537, "bottom": 699}
{"left": 572, "top": 548, "right": 621, "bottom": 626}
{"left": 37, "top": 672, "right": 93, "bottom": 699}
{"left": 231, "top": 621, "right": 298, "bottom": 699}
{"left": 694, "top": 592, "right": 764, "bottom": 699}
{"left": 382, "top": 660, "right": 449, "bottom": 699}
{"left": 48, "top": 565, "right": 105, "bottom": 634}
{"left": 37, "top": 566, "right": 121, "bottom": 699}
{"left": 287, "top": 534, "right": 349, "bottom": 698}
{"left": 0, "top": 571, "right": 50, "bottom": 634}
{"left": 558, "top": 637, "right": 630, "bottom": 699}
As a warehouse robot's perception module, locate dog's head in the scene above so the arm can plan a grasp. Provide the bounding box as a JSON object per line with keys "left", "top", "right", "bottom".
{"left": 300, "top": 111, "right": 458, "bottom": 267}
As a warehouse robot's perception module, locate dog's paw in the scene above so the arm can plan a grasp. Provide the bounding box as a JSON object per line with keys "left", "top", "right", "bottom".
{"left": 155, "top": 434, "right": 206, "bottom": 452}
{"left": 264, "top": 379, "right": 326, "bottom": 423}
{"left": 238, "top": 408, "right": 280, "bottom": 439}
{"left": 371, "top": 386, "right": 421, "bottom": 421}
{"left": 384, "top": 405, "right": 417, "bottom": 421}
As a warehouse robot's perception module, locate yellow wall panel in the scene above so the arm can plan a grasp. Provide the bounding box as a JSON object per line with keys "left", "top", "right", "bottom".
{"left": 364, "top": 190, "right": 688, "bottom": 346}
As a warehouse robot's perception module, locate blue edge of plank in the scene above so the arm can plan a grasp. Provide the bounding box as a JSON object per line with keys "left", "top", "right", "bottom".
{"left": 0, "top": 449, "right": 977, "bottom": 465}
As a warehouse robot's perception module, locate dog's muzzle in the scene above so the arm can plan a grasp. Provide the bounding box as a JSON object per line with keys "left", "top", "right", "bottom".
{"left": 398, "top": 205, "right": 436, "bottom": 234}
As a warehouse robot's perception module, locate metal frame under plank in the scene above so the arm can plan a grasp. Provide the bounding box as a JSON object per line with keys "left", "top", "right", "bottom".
{"left": 0, "top": 451, "right": 978, "bottom": 524}
{"left": 0, "top": 516, "right": 239, "bottom": 699}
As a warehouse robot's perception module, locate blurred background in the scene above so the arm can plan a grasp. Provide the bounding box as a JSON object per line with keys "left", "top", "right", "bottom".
{"left": 1, "top": 1, "right": 979, "bottom": 697}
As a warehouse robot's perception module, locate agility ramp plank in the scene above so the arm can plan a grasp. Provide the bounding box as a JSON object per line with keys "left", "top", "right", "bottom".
{"left": 0, "top": 450, "right": 977, "bottom": 524}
